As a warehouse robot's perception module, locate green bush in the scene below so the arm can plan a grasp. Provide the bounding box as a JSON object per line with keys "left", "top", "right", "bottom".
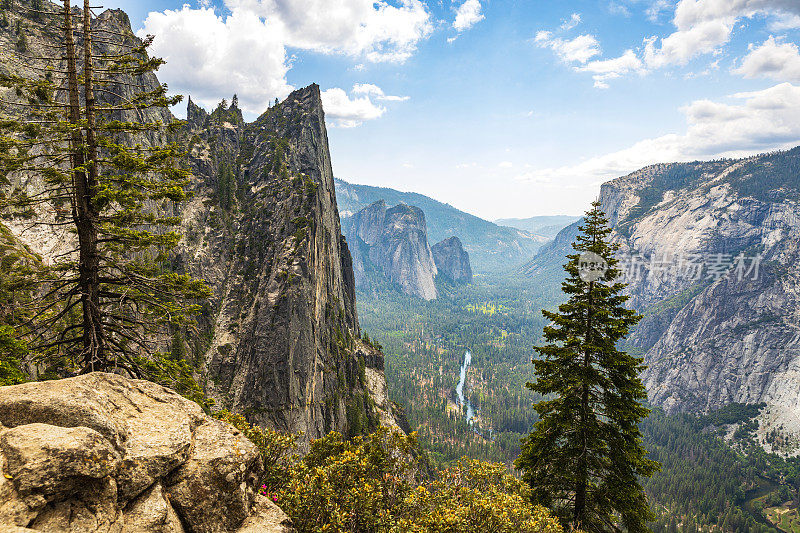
{"left": 272, "top": 427, "right": 563, "bottom": 533}
{"left": 214, "top": 409, "right": 298, "bottom": 493}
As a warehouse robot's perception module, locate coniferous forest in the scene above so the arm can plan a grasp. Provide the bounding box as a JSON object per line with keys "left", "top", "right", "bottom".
{"left": 2, "top": 0, "right": 800, "bottom": 532}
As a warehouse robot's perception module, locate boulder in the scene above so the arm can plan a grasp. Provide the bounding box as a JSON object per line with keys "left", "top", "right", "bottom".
{"left": 0, "top": 373, "right": 293, "bottom": 532}
{"left": 236, "top": 494, "right": 293, "bottom": 533}
{"left": 166, "top": 419, "right": 262, "bottom": 533}
{"left": 1, "top": 423, "right": 119, "bottom": 498}
{"left": 120, "top": 483, "right": 184, "bottom": 533}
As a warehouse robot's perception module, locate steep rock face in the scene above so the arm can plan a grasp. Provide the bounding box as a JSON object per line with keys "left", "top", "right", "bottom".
{"left": 0, "top": 373, "right": 292, "bottom": 532}
{"left": 524, "top": 147, "right": 800, "bottom": 429}
{"left": 432, "top": 236, "right": 472, "bottom": 283}
{"left": 0, "top": 2, "right": 398, "bottom": 446}
{"left": 179, "top": 86, "right": 396, "bottom": 442}
{"left": 344, "top": 200, "right": 438, "bottom": 300}
{"left": 335, "top": 178, "right": 547, "bottom": 273}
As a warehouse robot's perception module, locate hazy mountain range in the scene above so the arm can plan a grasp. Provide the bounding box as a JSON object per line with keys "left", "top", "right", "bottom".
{"left": 335, "top": 178, "right": 556, "bottom": 273}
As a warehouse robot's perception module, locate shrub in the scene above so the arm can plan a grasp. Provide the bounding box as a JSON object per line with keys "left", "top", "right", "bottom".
{"left": 276, "top": 427, "right": 563, "bottom": 533}
{"left": 278, "top": 428, "right": 417, "bottom": 532}
{"left": 397, "top": 458, "right": 564, "bottom": 533}
{"left": 214, "top": 409, "right": 298, "bottom": 492}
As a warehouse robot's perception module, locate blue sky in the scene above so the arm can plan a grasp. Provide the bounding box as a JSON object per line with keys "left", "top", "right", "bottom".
{"left": 101, "top": 0, "right": 800, "bottom": 220}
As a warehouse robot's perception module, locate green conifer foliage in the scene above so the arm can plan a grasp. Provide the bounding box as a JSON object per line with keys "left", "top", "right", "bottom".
{"left": 0, "top": 0, "right": 209, "bottom": 376}
{"left": 14, "top": 30, "right": 25, "bottom": 51}
{"left": 515, "top": 201, "right": 659, "bottom": 532}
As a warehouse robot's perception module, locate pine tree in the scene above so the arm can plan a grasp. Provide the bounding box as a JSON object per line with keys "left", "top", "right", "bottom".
{"left": 515, "top": 201, "right": 659, "bottom": 532}
{"left": 0, "top": 0, "right": 209, "bottom": 376}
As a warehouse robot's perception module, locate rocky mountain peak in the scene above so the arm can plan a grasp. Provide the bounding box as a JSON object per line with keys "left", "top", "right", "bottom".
{"left": 344, "top": 201, "right": 439, "bottom": 300}
{"left": 524, "top": 146, "right": 800, "bottom": 433}
{"left": 432, "top": 236, "right": 472, "bottom": 284}
{"left": 186, "top": 96, "right": 209, "bottom": 130}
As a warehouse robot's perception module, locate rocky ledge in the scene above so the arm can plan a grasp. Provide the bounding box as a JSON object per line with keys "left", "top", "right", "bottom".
{"left": 0, "top": 373, "right": 292, "bottom": 532}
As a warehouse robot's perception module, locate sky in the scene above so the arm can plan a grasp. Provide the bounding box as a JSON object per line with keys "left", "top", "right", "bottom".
{"left": 99, "top": 0, "right": 800, "bottom": 220}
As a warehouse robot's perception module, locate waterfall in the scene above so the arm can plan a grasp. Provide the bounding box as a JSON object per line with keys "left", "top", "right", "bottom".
{"left": 456, "top": 351, "right": 475, "bottom": 424}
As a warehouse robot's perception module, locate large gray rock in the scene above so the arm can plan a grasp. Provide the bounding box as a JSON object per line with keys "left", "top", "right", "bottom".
{"left": 120, "top": 483, "right": 185, "bottom": 533}
{"left": 0, "top": 373, "right": 292, "bottom": 533}
{"left": 344, "top": 200, "right": 439, "bottom": 300}
{"left": 523, "top": 147, "right": 800, "bottom": 438}
{"left": 1, "top": 424, "right": 119, "bottom": 499}
{"left": 0, "top": 372, "right": 205, "bottom": 503}
{"left": 166, "top": 419, "right": 262, "bottom": 533}
{"left": 431, "top": 236, "right": 472, "bottom": 284}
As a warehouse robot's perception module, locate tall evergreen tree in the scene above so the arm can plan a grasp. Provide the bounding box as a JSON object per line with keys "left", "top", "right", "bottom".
{"left": 0, "top": 0, "right": 209, "bottom": 376}
{"left": 515, "top": 201, "right": 659, "bottom": 532}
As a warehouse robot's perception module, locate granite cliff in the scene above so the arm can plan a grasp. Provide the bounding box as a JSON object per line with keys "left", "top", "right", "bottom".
{"left": 432, "top": 236, "right": 472, "bottom": 284}
{"left": 524, "top": 147, "right": 800, "bottom": 435}
{"left": 0, "top": 1, "right": 399, "bottom": 445}
{"left": 343, "top": 200, "right": 439, "bottom": 300}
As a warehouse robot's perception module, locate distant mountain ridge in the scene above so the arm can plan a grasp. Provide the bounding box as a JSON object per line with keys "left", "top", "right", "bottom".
{"left": 524, "top": 146, "right": 800, "bottom": 436}
{"left": 335, "top": 178, "right": 549, "bottom": 273}
{"left": 495, "top": 215, "right": 581, "bottom": 239}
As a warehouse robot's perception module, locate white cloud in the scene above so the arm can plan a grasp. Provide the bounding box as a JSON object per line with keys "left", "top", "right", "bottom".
{"left": 352, "top": 83, "right": 410, "bottom": 101}
{"left": 644, "top": 0, "right": 800, "bottom": 69}
{"left": 770, "top": 13, "right": 800, "bottom": 31}
{"left": 733, "top": 36, "right": 800, "bottom": 83}
{"left": 608, "top": 2, "right": 631, "bottom": 18}
{"left": 536, "top": 33, "right": 602, "bottom": 64}
{"left": 561, "top": 13, "right": 582, "bottom": 30}
{"left": 453, "top": 0, "right": 484, "bottom": 32}
{"left": 518, "top": 83, "right": 800, "bottom": 188}
{"left": 141, "top": 6, "right": 292, "bottom": 114}
{"left": 226, "top": 0, "right": 433, "bottom": 62}
{"left": 643, "top": 17, "right": 733, "bottom": 68}
{"left": 321, "top": 83, "right": 409, "bottom": 128}
{"left": 646, "top": 0, "right": 673, "bottom": 22}
{"left": 321, "top": 88, "right": 386, "bottom": 128}
{"left": 498, "top": 161, "right": 513, "bottom": 168}
{"left": 140, "top": 0, "right": 432, "bottom": 115}
{"left": 538, "top": 0, "right": 800, "bottom": 88}
{"left": 579, "top": 49, "right": 645, "bottom": 88}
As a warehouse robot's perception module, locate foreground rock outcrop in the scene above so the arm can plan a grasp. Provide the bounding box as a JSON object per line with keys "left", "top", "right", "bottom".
{"left": 0, "top": 373, "right": 292, "bottom": 533}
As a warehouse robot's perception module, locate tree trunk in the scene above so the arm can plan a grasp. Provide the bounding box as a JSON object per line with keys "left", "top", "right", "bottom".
{"left": 80, "top": 0, "right": 104, "bottom": 369}
{"left": 574, "top": 279, "right": 593, "bottom": 526}
{"left": 63, "top": 0, "right": 104, "bottom": 370}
